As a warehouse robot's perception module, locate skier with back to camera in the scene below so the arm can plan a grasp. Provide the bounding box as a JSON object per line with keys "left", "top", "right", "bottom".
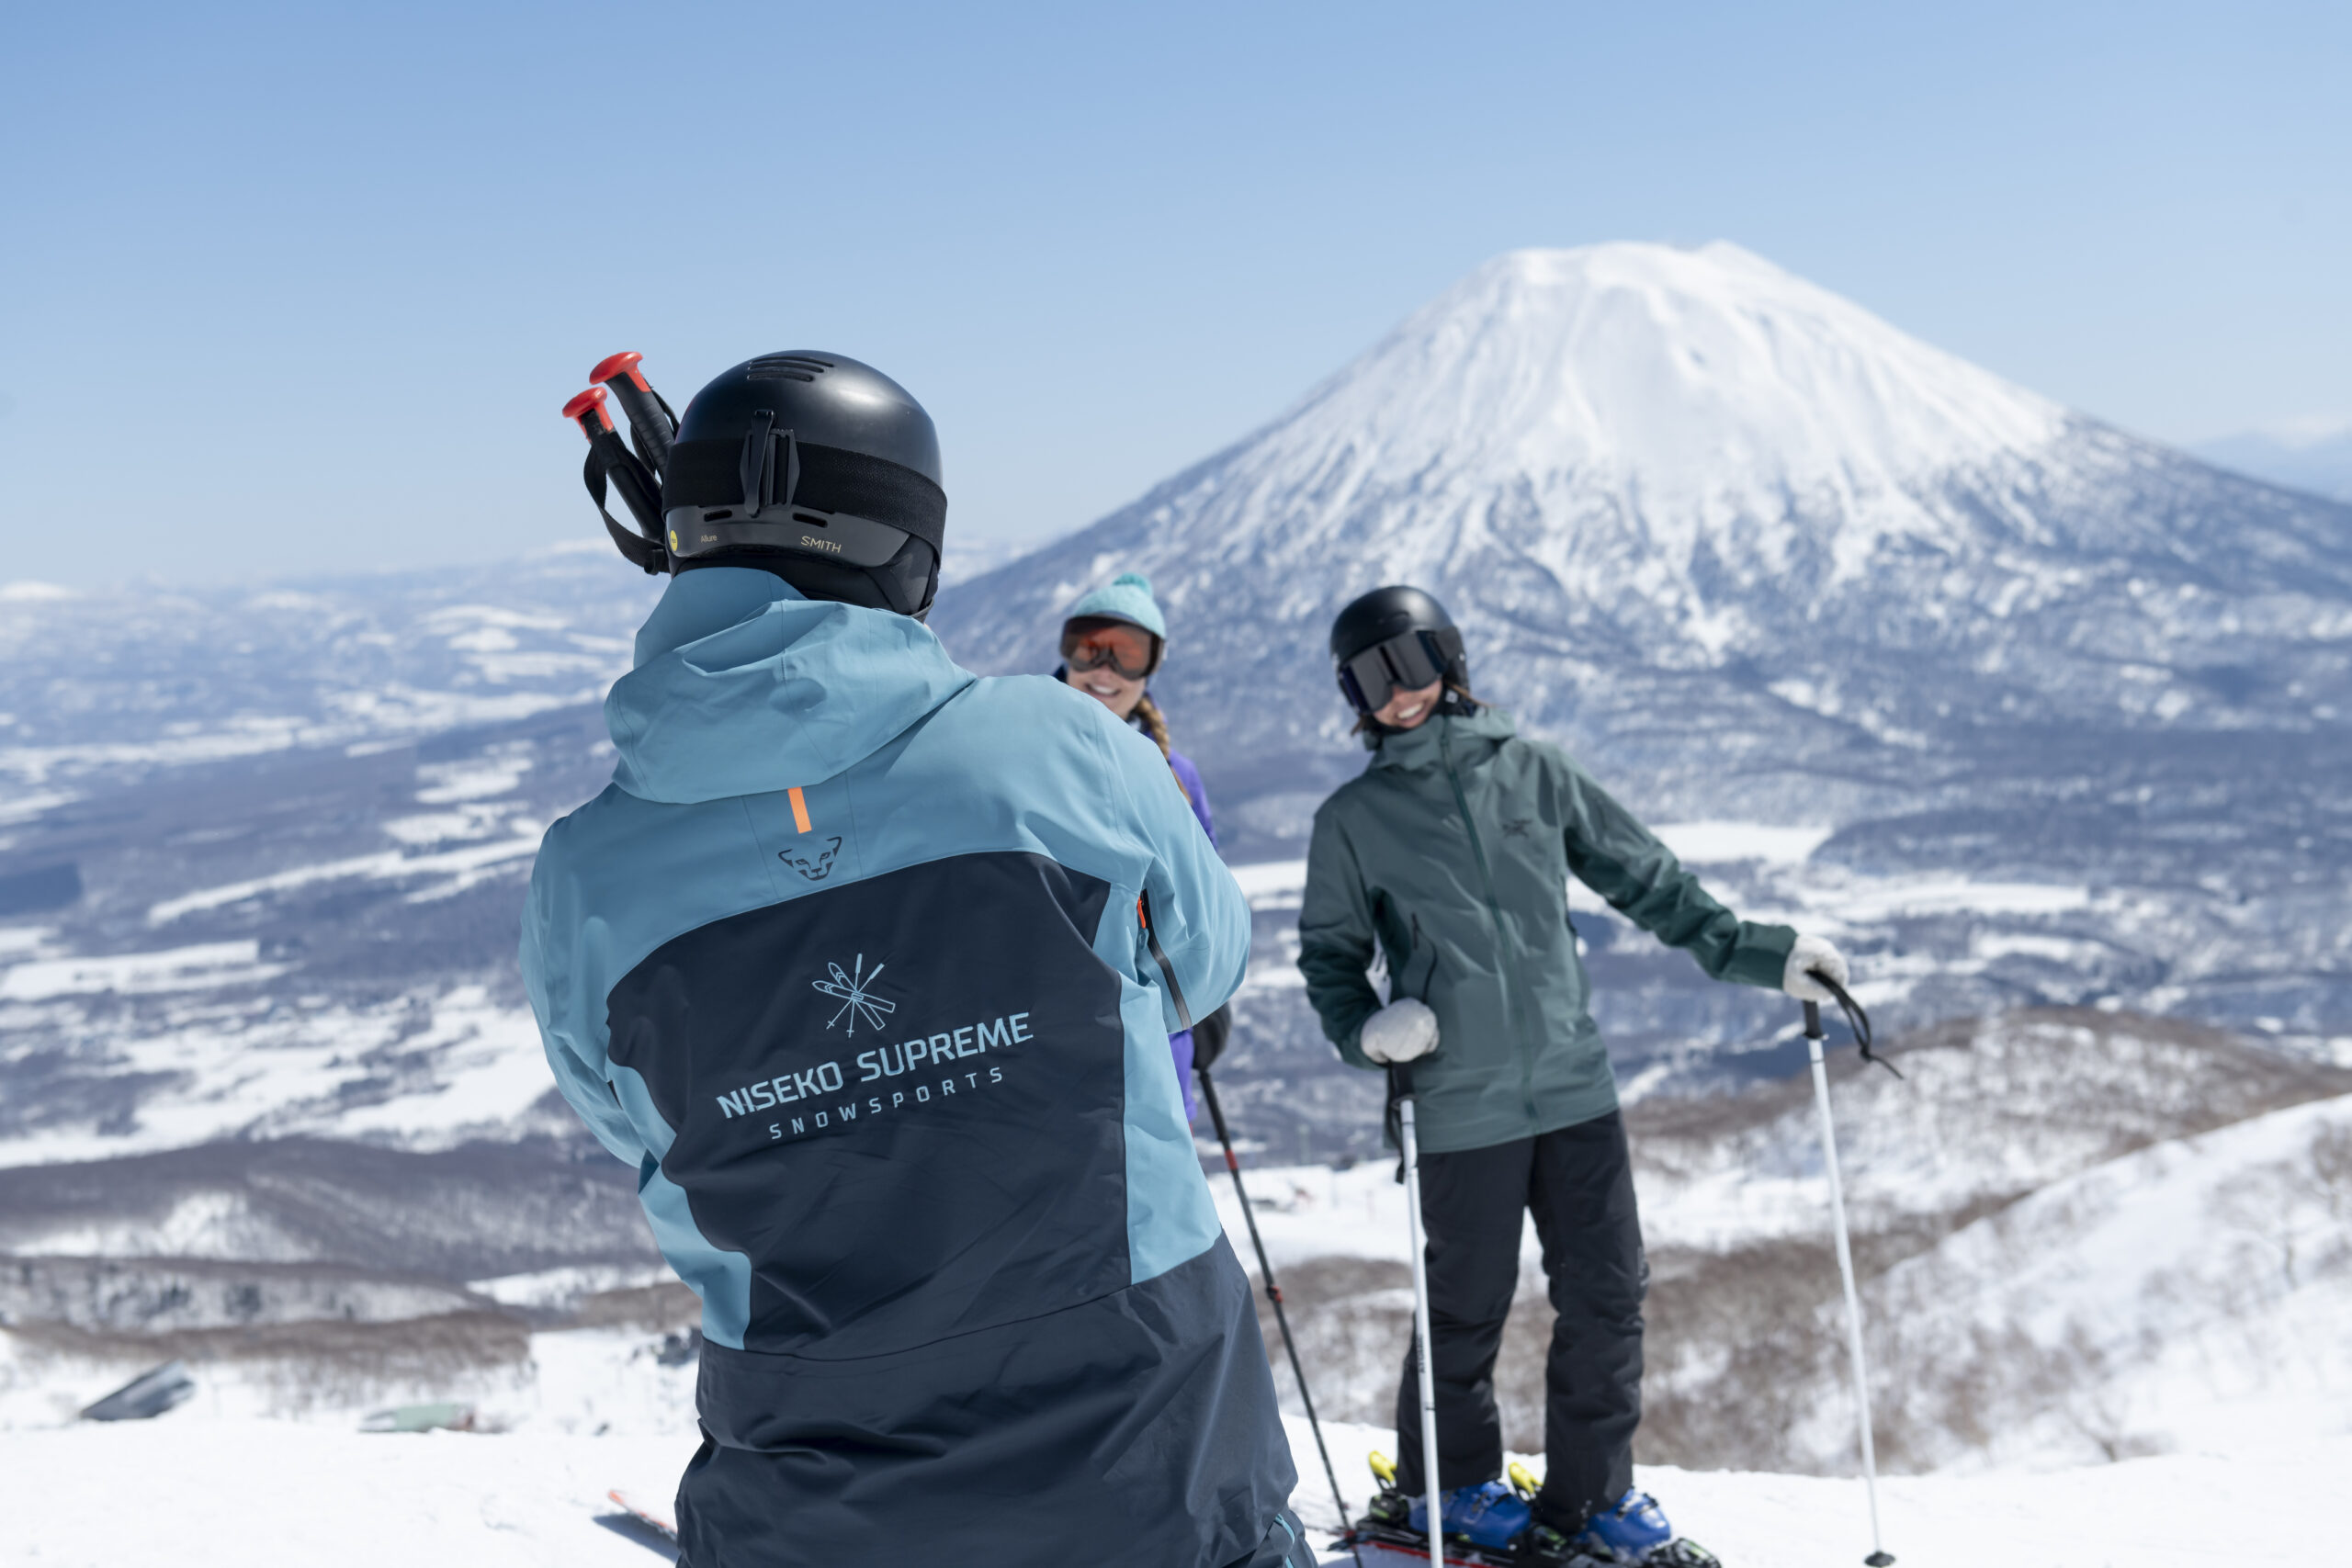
{"left": 523, "top": 351, "right": 1313, "bottom": 1566}
{"left": 1055, "top": 570, "right": 1235, "bottom": 1115}
{"left": 1300, "top": 587, "right": 1851, "bottom": 1567}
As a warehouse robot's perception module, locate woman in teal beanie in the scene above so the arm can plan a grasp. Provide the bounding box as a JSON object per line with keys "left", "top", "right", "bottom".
{"left": 1057, "top": 571, "right": 1227, "bottom": 1115}
{"left": 1057, "top": 572, "right": 1215, "bottom": 841}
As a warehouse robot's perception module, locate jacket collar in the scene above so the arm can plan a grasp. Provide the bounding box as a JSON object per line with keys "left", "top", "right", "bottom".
{"left": 1368, "top": 705, "right": 1517, "bottom": 773}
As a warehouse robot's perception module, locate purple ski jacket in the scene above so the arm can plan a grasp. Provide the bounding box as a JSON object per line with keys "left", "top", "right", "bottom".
{"left": 1162, "top": 741, "right": 1216, "bottom": 1120}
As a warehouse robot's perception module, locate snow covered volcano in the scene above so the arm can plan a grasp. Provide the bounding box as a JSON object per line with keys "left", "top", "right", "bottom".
{"left": 1165, "top": 241, "right": 2070, "bottom": 579}
{"left": 930, "top": 240, "right": 2352, "bottom": 1040}
{"left": 933, "top": 242, "right": 2352, "bottom": 821}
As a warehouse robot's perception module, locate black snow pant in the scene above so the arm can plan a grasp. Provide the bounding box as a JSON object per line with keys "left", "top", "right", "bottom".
{"left": 1215, "top": 1507, "right": 1316, "bottom": 1568}
{"left": 1393, "top": 1111, "right": 1646, "bottom": 1528}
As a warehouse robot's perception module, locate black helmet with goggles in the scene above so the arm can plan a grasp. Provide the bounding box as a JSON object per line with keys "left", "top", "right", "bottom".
{"left": 1329, "top": 585, "right": 1471, "bottom": 731}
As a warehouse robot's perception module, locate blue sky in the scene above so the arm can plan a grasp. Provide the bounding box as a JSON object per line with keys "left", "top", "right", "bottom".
{"left": 3, "top": 1, "right": 2346, "bottom": 586}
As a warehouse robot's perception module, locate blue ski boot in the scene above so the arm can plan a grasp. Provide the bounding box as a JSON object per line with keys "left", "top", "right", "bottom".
{"left": 1570, "top": 1489, "right": 1717, "bottom": 1565}
{"left": 1404, "top": 1479, "right": 1533, "bottom": 1553}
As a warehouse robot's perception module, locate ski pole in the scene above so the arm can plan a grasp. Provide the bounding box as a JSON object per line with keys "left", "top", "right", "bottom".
{"left": 590, "top": 351, "right": 676, "bottom": 476}
{"left": 1391, "top": 1064, "right": 1445, "bottom": 1568}
{"left": 563, "top": 386, "right": 668, "bottom": 572}
{"left": 1805, "top": 981, "right": 1894, "bottom": 1567}
{"left": 1196, "top": 1065, "right": 1355, "bottom": 1548}
{"left": 562, "top": 387, "right": 662, "bottom": 531}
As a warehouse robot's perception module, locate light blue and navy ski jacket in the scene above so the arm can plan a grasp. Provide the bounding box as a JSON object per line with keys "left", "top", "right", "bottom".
{"left": 522, "top": 568, "right": 1292, "bottom": 1567}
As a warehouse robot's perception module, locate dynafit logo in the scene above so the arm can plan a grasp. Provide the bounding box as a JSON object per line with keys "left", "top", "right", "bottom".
{"left": 779, "top": 836, "right": 843, "bottom": 881}
{"left": 812, "top": 953, "right": 896, "bottom": 1035}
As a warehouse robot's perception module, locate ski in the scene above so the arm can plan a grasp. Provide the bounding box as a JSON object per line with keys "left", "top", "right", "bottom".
{"left": 604, "top": 1488, "right": 679, "bottom": 1550}
{"left": 1330, "top": 1523, "right": 1721, "bottom": 1568}
{"left": 1332, "top": 1518, "right": 1592, "bottom": 1568}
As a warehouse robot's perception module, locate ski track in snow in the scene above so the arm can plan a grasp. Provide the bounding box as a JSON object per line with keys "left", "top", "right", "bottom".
{"left": 1, "top": 1412, "right": 2340, "bottom": 1566}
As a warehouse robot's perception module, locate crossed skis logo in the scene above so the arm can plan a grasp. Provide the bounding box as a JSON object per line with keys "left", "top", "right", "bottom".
{"left": 812, "top": 953, "right": 896, "bottom": 1035}
{"left": 714, "top": 953, "right": 1024, "bottom": 1134}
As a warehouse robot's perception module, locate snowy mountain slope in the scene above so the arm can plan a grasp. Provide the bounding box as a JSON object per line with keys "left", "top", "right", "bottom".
{"left": 0, "top": 1256, "right": 495, "bottom": 1334}
{"left": 0, "top": 705, "right": 619, "bottom": 1167}
{"left": 2197, "top": 423, "right": 2352, "bottom": 502}
{"left": 0, "top": 1138, "right": 656, "bottom": 1279}
{"left": 1835, "top": 1089, "right": 2352, "bottom": 1472}
{"left": 3, "top": 241, "right": 2346, "bottom": 1166}
{"left": 1625, "top": 1007, "right": 2352, "bottom": 1248}
{"left": 933, "top": 242, "right": 2352, "bottom": 780}
{"left": 0, "top": 526, "right": 1023, "bottom": 795}
{"left": 0, "top": 547, "right": 659, "bottom": 792}
{"left": 931, "top": 240, "right": 2352, "bottom": 1039}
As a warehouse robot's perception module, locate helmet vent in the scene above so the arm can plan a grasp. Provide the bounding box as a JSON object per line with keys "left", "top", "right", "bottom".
{"left": 746, "top": 355, "right": 835, "bottom": 382}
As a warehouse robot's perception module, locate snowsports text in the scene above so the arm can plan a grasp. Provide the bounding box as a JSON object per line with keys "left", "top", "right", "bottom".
{"left": 712, "top": 1011, "right": 1035, "bottom": 1136}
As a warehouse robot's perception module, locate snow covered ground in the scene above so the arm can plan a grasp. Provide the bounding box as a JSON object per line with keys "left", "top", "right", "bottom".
{"left": 6, "top": 1020, "right": 2344, "bottom": 1559}
{"left": 3, "top": 1409, "right": 2340, "bottom": 1566}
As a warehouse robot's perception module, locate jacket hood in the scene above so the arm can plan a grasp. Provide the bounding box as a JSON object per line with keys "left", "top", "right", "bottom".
{"left": 606, "top": 567, "right": 977, "bottom": 805}
{"left": 1369, "top": 705, "right": 1516, "bottom": 773}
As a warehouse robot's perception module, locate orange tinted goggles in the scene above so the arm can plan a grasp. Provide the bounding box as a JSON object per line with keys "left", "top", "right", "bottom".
{"left": 1060, "top": 617, "right": 1158, "bottom": 680}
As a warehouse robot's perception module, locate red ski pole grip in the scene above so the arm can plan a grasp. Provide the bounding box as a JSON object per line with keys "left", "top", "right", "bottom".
{"left": 590, "top": 350, "right": 651, "bottom": 393}
{"left": 562, "top": 386, "right": 614, "bottom": 438}
{"left": 593, "top": 351, "right": 674, "bottom": 474}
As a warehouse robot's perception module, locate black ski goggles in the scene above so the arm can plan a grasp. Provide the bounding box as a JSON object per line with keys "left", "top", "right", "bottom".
{"left": 1337, "top": 626, "right": 1462, "bottom": 716}
{"left": 1061, "top": 617, "right": 1159, "bottom": 680}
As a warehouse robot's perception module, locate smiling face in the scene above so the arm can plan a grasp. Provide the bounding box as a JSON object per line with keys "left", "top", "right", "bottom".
{"left": 1372, "top": 677, "right": 1444, "bottom": 731}
{"left": 1066, "top": 661, "right": 1147, "bottom": 719}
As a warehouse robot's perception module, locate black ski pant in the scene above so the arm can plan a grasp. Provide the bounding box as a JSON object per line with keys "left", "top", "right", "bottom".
{"left": 1214, "top": 1507, "right": 1316, "bottom": 1568}
{"left": 1393, "top": 1111, "right": 1646, "bottom": 1527}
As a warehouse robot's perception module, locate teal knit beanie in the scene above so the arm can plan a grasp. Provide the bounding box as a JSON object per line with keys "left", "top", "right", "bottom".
{"left": 1062, "top": 571, "right": 1168, "bottom": 641}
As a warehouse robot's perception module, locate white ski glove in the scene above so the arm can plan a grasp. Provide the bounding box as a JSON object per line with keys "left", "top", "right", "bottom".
{"left": 1358, "top": 998, "right": 1439, "bottom": 1065}
{"left": 1782, "top": 933, "right": 1850, "bottom": 1003}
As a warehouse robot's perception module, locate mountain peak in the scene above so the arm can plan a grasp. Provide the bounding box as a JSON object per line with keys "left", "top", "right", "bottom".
{"left": 933, "top": 240, "right": 2352, "bottom": 838}
{"left": 1277, "top": 240, "right": 2065, "bottom": 519}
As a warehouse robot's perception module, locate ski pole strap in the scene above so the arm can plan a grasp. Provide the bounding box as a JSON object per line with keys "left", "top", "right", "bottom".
{"left": 583, "top": 445, "right": 670, "bottom": 574}
{"left": 1810, "top": 967, "right": 1898, "bottom": 1078}
{"left": 1136, "top": 888, "right": 1193, "bottom": 1032}
{"left": 565, "top": 387, "right": 670, "bottom": 575}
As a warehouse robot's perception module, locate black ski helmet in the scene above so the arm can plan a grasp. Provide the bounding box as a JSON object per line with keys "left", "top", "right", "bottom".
{"left": 660, "top": 353, "right": 947, "bottom": 617}
{"left": 1329, "top": 585, "right": 1471, "bottom": 734}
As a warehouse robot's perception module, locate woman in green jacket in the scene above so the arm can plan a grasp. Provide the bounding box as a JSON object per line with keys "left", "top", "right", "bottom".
{"left": 1298, "top": 585, "right": 1848, "bottom": 1566}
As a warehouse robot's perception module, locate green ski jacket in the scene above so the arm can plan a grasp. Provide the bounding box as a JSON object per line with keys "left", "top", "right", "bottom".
{"left": 1297, "top": 706, "right": 1794, "bottom": 1154}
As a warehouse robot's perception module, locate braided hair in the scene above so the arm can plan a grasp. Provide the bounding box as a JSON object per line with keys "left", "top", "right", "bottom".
{"left": 1134, "top": 693, "right": 1173, "bottom": 758}
{"left": 1131, "top": 693, "right": 1194, "bottom": 805}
